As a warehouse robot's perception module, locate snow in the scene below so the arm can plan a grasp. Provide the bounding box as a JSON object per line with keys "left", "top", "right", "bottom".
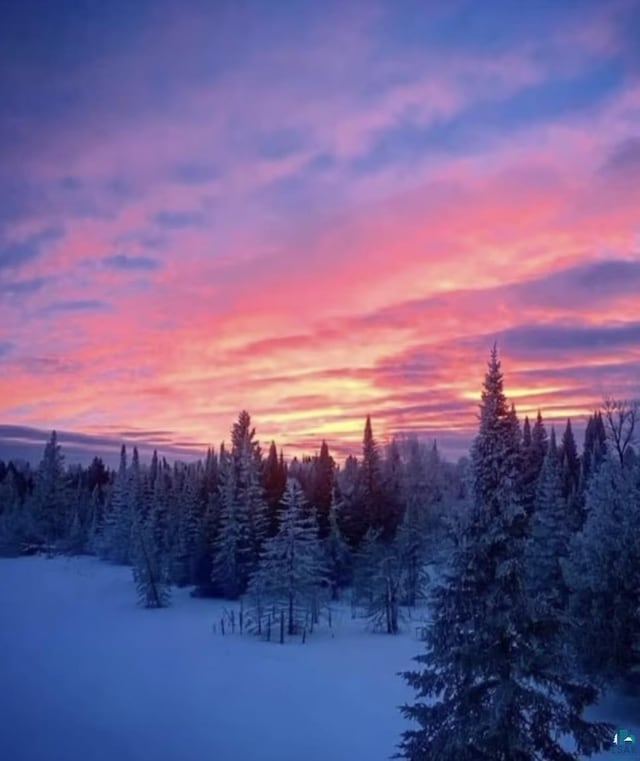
{"left": 1, "top": 556, "right": 637, "bottom": 761}
{"left": 0, "top": 556, "right": 417, "bottom": 761}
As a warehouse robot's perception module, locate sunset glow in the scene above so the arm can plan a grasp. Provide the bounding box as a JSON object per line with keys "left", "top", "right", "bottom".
{"left": 1, "top": 0, "right": 640, "bottom": 463}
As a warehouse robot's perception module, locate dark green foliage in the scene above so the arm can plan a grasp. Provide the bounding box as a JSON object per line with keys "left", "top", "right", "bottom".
{"left": 324, "top": 490, "right": 352, "bottom": 598}
{"left": 31, "top": 430, "right": 69, "bottom": 546}
{"left": 308, "top": 440, "right": 334, "bottom": 539}
{"left": 581, "top": 411, "right": 606, "bottom": 487}
{"left": 262, "top": 441, "right": 287, "bottom": 537}
{"left": 398, "top": 347, "right": 610, "bottom": 761}
{"left": 560, "top": 419, "right": 583, "bottom": 531}
{"left": 567, "top": 454, "right": 640, "bottom": 684}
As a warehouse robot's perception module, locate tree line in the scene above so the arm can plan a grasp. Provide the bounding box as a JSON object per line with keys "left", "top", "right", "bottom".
{"left": 1, "top": 346, "right": 638, "bottom": 758}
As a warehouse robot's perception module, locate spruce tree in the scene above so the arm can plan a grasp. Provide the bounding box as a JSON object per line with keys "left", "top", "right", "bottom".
{"left": 248, "top": 478, "right": 327, "bottom": 636}
{"left": 131, "top": 487, "right": 171, "bottom": 609}
{"left": 581, "top": 411, "right": 606, "bottom": 488}
{"left": 309, "top": 440, "right": 334, "bottom": 539}
{"left": 360, "top": 415, "right": 385, "bottom": 535}
{"left": 233, "top": 411, "right": 268, "bottom": 581}
{"left": 336, "top": 455, "right": 366, "bottom": 548}
{"left": 262, "top": 441, "right": 286, "bottom": 537}
{"left": 31, "top": 430, "right": 68, "bottom": 547}
{"left": 353, "top": 528, "right": 406, "bottom": 634}
{"left": 212, "top": 449, "right": 249, "bottom": 598}
{"left": 560, "top": 419, "right": 582, "bottom": 531}
{"left": 398, "top": 346, "right": 610, "bottom": 761}
{"left": 0, "top": 465, "right": 34, "bottom": 555}
{"left": 527, "top": 428, "right": 570, "bottom": 610}
{"left": 567, "top": 452, "right": 640, "bottom": 684}
{"left": 397, "top": 437, "right": 437, "bottom": 607}
{"left": 101, "top": 445, "right": 132, "bottom": 563}
{"left": 171, "top": 464, "right": 200, "bottom": 586}
{"left": 323, "top": 489, "right": 352, "bottom": 599}
{"left": 522, "top": 411, "right": 547, "bottom": 515}
{"left": 382, "top": 437, "right": 404, "bottom": 540}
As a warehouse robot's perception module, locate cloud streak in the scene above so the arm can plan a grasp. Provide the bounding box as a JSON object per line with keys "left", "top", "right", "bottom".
{"left": 1, "top": 0, "right": 639, "bottom": 461}
{"left": 102, "top": 253, "right": 162, "bottom": 271}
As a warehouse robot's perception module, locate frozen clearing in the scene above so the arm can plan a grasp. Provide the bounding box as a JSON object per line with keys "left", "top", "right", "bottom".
{"left": 0, "top": 556, "right": 417, "bottom": 761}
{"left": 0, "top": 557, "right": 637, "bottom": 761}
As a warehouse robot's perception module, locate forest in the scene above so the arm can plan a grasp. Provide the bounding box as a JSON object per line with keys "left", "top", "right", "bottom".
{"left": 1, "top": 346, "right": 638, "bottom": 759}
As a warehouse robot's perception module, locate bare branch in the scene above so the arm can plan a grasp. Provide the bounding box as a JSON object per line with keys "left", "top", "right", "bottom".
{"left": 602, "top": 398, "right": 639, "bottom": 467}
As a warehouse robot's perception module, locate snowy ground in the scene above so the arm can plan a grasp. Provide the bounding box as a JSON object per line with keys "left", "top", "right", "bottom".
{"left": 0, "top": 556, "right": 418, "bottom": 761}
{"left": 0, "top": 557, "right": 637, "bottom": 761}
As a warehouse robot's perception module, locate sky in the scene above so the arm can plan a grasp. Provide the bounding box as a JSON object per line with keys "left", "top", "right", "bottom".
{"left": 1, "top": 0, "right": 640, "bottom": 465}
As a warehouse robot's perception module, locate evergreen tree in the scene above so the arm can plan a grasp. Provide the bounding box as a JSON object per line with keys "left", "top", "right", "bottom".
{"left": 129, "top": 446, "right": 144, "bottom": 520}
{"left": 397, "top": 437, "right": 437, "bottom": 607}
{"left": 398, "top": 346, "right": 610, "bottom": 761}
{"left": 0, "top": 464, "right": 35, "bottom": 555}
{"left": 560, "top": 419, "right": 582, "bottom": 531}
{"left": 233, "top": 410, "right": 268, "bottom": 580}
{"left": 248, "top": 478, "right": 327, "bottom": 636}
{"left": 336, "top": 455, "right": 365, "bottom": 548}
{"left": 382, "top": 437, "right": 404, "bottom": 540}
{"left": 323, "top": 489, "right": 352, "bottom": 599}
{"left": 31, "top": 431, "right": 68, "bottom": 546}
{"left": 101, "top": 445, "right": 132, "bottom": 564}
{"left": 212, "top": 449, "right": 250, "bottom": 598}
{"left": 522, "top": 415, "right": 532, "bottom": 450}
{"left": 360, "top": 415, "right": 385, "bottom": 535}
{"left": 526, "top": 429, "right": 570, "bottom": 610}
{"left": 131, "top": 481, "right": 171, "bottom": 608}
{"left": 192, "top": 487, "right": 220, "bottom": 595}
{"left": 262, "top": 441, "right": 286, "bottom": 537}
{"left": 149, "top": 449, "right": 159, "bottom": 488}
{"left": 582, "top": 412, "right": 605, "bottom": 487}
{"left": 171, "top": 464, "right": 201, "bottom": 586}
{"left": 522, "top": 411, "right": 547, "bottom": 515}
{"left": 309, "top": 440, "right": 334, "bottom": 539}
{"left": 567, "top": 453, "right": 640, "bottom": 684}
{"left": 531, "top": 410, "right": 548, "bottom": 470}
{"left": 353, "top": 527, "right": 407, "bottom": 634}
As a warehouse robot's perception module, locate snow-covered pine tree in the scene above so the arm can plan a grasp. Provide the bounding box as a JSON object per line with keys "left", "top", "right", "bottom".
{"left": 193, "top": 486, "right": 220, "bottom": 594}
{"left": 31, "top": 430, "right": 69, "bottom": 548}
{"left": 581, "top": 411, "right": 607, "bottom": 489}
{"left": 86, "top": 484, "right": 104, "bottom": 555}
{"left": 309, "top": 440, "right": 334, "bottom": 539}
{"left": 233, "top": 411, "right": 268, "bottom": 586}
{"left": 352, "top": 526, "right": 382, "bottom": 610}
{"left": 526, "top": 427, "right": 570, "bottom": 612}
{"left": 560, "top": 419, "right": 583, "bottom": 531}
{"left": 531, "top": 410, "right": 548, "bottom": 471}
{"left": 100, "top": 445, "right": 132, "bottom": 564}
{"left": 352, "top": 525, "right": 407, "bottom": 634}
{"left": 324, "top": 488, "right": 352, "bottom": 599}
{"left": 128, "top": 446, "right": 144, "bottom": 521}
{"left": 522, "top": 412, "right": 548, "bottom": 516}
{"left": 212, "top": 448, "right": 250, "bottom": 598}
{"left": 335, "top": 454, "right": 364, "bottom": 548}
{"left": 360, "top": 415, "right": 386, "bottom": 537}
{"left": 398, "top": 346, "right": 611, "bottom": 761}
{"left": 131, "top": 469, "right": 171, "bottom": 608}
{"left": 567, "top": 450, "right": 640, "bottom": 684}
{"left": 248, "top": 478, "right": 327, "bottom": 636}
{"left": 262, "top": 440, "right": 286, "bottom": 537}
{"left": 0, "top": 464, "right": 35, "bottom": 555}
{"left": 171, "top": 463, "right": 201, "bottom": 586}
{"left": 382, "top": 437, "right": 404, "bottom": 540}
{"left": 396, "top": 437, "right": 438, "bottom": 607}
